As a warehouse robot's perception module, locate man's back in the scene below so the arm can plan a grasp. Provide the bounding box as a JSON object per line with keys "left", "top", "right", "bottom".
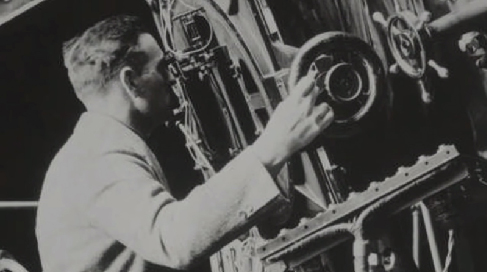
{"left": 36, "top": 112, "right": 168, "bottom": 272}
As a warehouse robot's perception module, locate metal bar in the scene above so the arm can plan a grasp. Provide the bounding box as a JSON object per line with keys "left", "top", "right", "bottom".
{"left": 315, "top": 147, "right": 343, "bottom": 203}
{"left": 412, "top": 205, "right": 421, "bottom": 269}
{"left": 247, "top": 0, "right": 280, "bottom": 70}
{"left": 234, "top": 76, "right": 265, "bottom": 135}
{"left": 209, "top": 68, "right": 248, "bottom": 148}
{"left": 307, "top": 149, "right": 333, "bottom": 205}
{"left": 418, "top": 201, "right": 443, "bottom": 272}
{"left": 258, "top": 145, "right": 467, "bottom": 261}
{"left": 0, "top": 201, "right": 38, "bottom": 209}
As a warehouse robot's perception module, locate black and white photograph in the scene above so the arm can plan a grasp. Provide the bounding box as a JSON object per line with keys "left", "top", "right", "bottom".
{"left": 1, "top": 0, "right": 487, "bottom": 272}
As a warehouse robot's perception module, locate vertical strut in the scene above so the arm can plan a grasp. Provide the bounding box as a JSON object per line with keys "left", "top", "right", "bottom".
{"left": 208, "top": 67, "right": 248, "bottom": 151}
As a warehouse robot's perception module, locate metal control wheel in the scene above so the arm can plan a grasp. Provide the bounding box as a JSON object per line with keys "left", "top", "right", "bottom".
{"left": 288, "top": 32, "right": 386, "bottom": 138}
{"left": 387, "top": 12, "right": 428, "bottom": 79}
{"left": 373, "top": 10, "right": 449, "bottom": 104}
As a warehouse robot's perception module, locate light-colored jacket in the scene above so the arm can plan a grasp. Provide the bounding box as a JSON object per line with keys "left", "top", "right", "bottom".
{"left": 36, "top": 112, "right": 288, "bottom": 272}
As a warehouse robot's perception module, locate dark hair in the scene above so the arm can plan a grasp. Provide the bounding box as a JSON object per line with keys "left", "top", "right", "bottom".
{"left": 63, "top": 15, "right": 150, "bottom": 100}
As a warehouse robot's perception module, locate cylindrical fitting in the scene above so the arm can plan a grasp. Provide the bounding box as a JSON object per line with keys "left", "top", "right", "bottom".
{"left": 353, "top": 239, "right": 370, "bottom": 272}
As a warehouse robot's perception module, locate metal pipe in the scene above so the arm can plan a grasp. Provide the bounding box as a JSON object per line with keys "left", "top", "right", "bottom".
{"left": 428, "top": 0, "right": 487, "bottom": 35}
{"left": 418, "top": 201, "right": 443, "bottom": 272}
{"left": 353, "top": 238, "right": 370, "bottom": 272}
{"left": 350, "top": 176, "right": 428, "bottom": 272}
{"left": 351, "top": 197, "right": 388, "bottom": 272}
{"left": 0, "top": 201, "right": 38, "bottom": 209}
{"left": 247, "top": 0, "right": 281, "bottom": 71}
{"left": 412, "top": 205, "right": 421, "bottom": 269}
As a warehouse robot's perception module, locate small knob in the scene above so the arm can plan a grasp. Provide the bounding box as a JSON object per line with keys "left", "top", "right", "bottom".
{"left": 428, "top": 59, "right": 449, "bottom": 78}
{"left": 372, "top": 12, "right": 388, "bottom": 29}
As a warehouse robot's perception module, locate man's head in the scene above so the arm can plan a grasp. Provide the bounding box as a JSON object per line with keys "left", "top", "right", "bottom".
{"left": 63, "top": 15, "right": 177, "bottom": 132}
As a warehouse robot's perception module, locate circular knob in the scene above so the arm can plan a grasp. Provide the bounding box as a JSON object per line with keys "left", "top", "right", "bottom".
{"left": 325, "top": 63, "right": 363, "bottom": 102}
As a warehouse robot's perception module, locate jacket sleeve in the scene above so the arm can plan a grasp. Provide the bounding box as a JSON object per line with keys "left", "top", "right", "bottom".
{"left": 81, "top": 146, "right": 290, "bottom": 270}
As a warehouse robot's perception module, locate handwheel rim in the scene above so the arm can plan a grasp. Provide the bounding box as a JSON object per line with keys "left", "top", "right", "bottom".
{"left": 387, "top": 14, "right": 427, "bottom": 79}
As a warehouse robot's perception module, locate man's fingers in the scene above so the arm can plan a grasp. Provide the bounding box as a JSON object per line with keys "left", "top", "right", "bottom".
{"left": 309, "top": 85, "right": 322, "bottom": 107}
{"left": 293, "top": 71, "right": 317, "bottom": 98}
{"left": 314, "top": 103, "right": 334, "bottom": 130}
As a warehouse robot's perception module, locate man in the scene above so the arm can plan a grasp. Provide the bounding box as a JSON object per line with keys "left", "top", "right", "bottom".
{"left": 36, "top": 15, "right": 334, "bottom": 272}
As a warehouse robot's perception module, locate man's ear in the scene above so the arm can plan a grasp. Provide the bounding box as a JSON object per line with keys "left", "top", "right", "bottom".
{"left": 120, "top": 66, "right": 139, "bottom": 99}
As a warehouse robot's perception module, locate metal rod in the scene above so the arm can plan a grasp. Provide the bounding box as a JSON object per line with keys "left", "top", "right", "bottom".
{"left": 207, "top": 70, "right": 246, "bottom": 151}
{"left": 0, "top": 201, "right": 38, "bottom": 209}
{"left": 247, "top": 0, "right": 280, "bottom": 71}
{"left": 419, "top": 201, "right": 443, "bottom": 272}
{"left": 412, "top": 205, "right": 421, "bottom": 269}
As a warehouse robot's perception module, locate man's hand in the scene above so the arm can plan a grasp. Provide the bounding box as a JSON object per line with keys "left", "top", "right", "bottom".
{"left": 252, "top": 72, "right": 334, "bottom": 175}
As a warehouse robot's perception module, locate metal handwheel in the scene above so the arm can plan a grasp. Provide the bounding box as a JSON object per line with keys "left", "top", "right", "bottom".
{"left": 288, "top": 32, "right": 386, "bottom": 138}
{"left": 373, "top": 10, "right": 449, "bottom": 104}
{"left": 386, "top": 11, "right": 428, "bottom": 79}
